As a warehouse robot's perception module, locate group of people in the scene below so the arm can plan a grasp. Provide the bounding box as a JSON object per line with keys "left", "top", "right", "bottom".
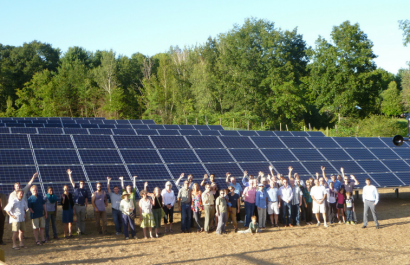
{"left": 0, "top": 165, "right": 380, "bottom": 249}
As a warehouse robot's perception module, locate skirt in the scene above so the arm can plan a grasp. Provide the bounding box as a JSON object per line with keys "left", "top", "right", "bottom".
{"left": 141, "top": 212, "right": 155, "bottom": 228}
{"left": 62, "top": 207, "right": 73, "bottom": 224}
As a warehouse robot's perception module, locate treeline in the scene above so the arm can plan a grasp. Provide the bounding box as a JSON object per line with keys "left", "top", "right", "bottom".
{"left": 0, "top": 18, "right": 409, "bottom": 130}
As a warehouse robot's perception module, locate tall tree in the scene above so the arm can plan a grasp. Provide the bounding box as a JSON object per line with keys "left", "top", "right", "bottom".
{"left": 399, "top": 20, "right": 410, "bottom": 47}
{"left": 381, "top": 81, "right": 402, "bottom": 116}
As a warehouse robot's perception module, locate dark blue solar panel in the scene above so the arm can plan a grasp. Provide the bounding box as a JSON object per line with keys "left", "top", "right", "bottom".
{"left": 79, "top": 150, "right": 122, "bottom": 164}
{"left": 89, "top": 129, "right": 113, "bottom": 135}
{"left": 274, "top": 131, "right": 293, "bottom": 136}
{"left": 63, "top": 124, "right": 81, "bottom": 128}
{"left": 280, "top": 137, "right": 313, "bottom": 148}
{"left": 61, "top": 120, "right": 75, "bottom": 124}
{"left": 47, "top": 120, "right": 61, "bottom": 123}
{"left": 18, "top": 120, "right": 32, "bottom": 124}
{"left": 178, "top": 130, "right": 201, "bottom": 136}
{"left": 127, "top": 164, "right": 170, "bottom": 180}
{"left": 208, "top": 125, "right": 224, "bottom": 131}
{"left": 76, "top": 120, "right": 90, "bottom": 124}
{"left": 345, "top": 149, "right": 376, "bottom": 160}
{"left": 0, "top": 185, "right": 18, "bottom": 198}
{"left": 73, "top": 135, "right": 115, "bottom": 149}
{"left": 148, "top": 125, "right": 165, "bottom": 130}
{"left": 356, "top": 161, "right": 389, "bottom": 173}
{"left": 219, "top": 131, "right": 240, "bottom": 136}
{"left": 334, "top": 137, "right": 364, "bottom": 148}
{"left": 120, "top": 150, "right": 162, "bottom": 164}
{"left": 195, "top": 149, "right": 235, "bottom": 163}
{"left": 382, "top": 160, "right": 410, "bottom": 172}
{"left": 0, "top": 150, "right": 34, "bottom": 165}
{"left": 330, "top": 161, "right": 364, "bottom": 174}
{"left": 85, "top": 165, "right": 128, "bottom": 181}
{"left": 303, "top": 161, "right": 337, "bottom": 175}
{"left": 129, "top": 120, "right": 143, "bottom": 124}
{"left": 204, "top": 163, "right": 243, "bottom": 178}
{"left": 35, "top": 150, "right": 80, "bottom": 165}
{"left": 11, "top": 128, "right": 37, "bottom": 134}
{"left": 98, "top": 124, "right": 115, "bottom": 129}
{"left": 256, "top": 131, "right": 275, "bottom": 136}
{"left": 0, "top": 166, "right": 38, "bottom": 184}
{"left": 230, "top": 149, "right": 267, "bottom": 162}
{"left": 167, "top": 164, "right": 207, "bottom": 179}
{"left": 394, "top": 173, "right": 410, "bottom": 185}
{"left": 88, "top": 119, "right": 104, "bottom": 124}
{"left": 113, "top": 135, "right": 154, "bottom": 149}
{"left": 0, "top": 124, "right": 4, "bottom": 127}
{"left": 308, "top": 137, "right": 340, "bottom": 148}
{"left": 262, "top": 149, "right": 296, "bottom": 162}
{"left": 307, "top": 131, "right": 325, "bottom": 137}
{"left": 237, "top": 162, "right": 271, "bottom": 177}
{"left": 102, "top": 120, "right": 117, "bottom": 125}
{"left": 25, "top": 123, "right": 43, "bottom": 128}
{"left": 116, "top": 125, "right": 132, "bottom": 129}
{"left": 81, "top": 124, "right": 99, "bottom": 129}
{"left": 357, "top": 138, "right": 386, "bottom": 148}
{"left": 393, "top": 149, "right": 410, "bottom": 160}
{"left": 136, "top": 129, "right": 158, "bottom": 136}
{"left": 186, "top": 136, "right": 224, "bottom": 149}
{"left": 31, "top": 135, "right": 74, "bottom": 149}
{"left": 292, "top": 149, "right": 325, "bottom": 161}
{"left": 220, "top": 136, "right": 256, "bottom": 148}
{"left": 370, "top": 149, "right": 400, "bottom": 160}
{"left": 194, "top": 125, "right": 209, "bottom": 130}
{"left": 379, "top": 137, "right": 400, "bottom": 148}
{"left": 0, "top": 128, "right": 9, "bottom": 134}
{"left": 199, "top": 130, "right": 220, "bottom": 136}
{"left": 37, "top": 128, "right": 63, "bottom": 134}
{"left": 271, "top": 162, "right": 308, "bottom": 176}
{"left": 238, "top": 131, "right": 258, "bottom": 136}
{"left": 112, "top": 129, "right": 136, "bottom": 135}
{"left": 116, "top": 120, "right": 130, "bottom": 125}
{"left": 179, "top": 125, "right": 195, "bottom": 130}
{"left": 159, "top": 150, "right": 200, "bottom": 163}
{"left": 132, "top": 125, "right": 149, "bottom": 129}
{"left": 158, "top": 130, "right": 180, "bottom": 136}
{"left": 369, "top": 173, "right": 403, "bottom": 187}
{"left": 6, "top": 123, "right": 25, "bottom": 127}
{"left": 151, "top": 136, "right": 190, "bottom": 149}
{"left": 141, "top": 120, "right": 155, "bottom": 125}
{"left": 63, "top": 128, "right": 89, "bottom": 135}
{"left": 319, "top": 149, "right": 351, "bottom": 160}
{"left": 251, "top": 137, "right": 286, "bottom": 148}
{"left": 163, "top": 125, "right": 180, "bottom": 130}
{"left": 292, "top": 131, "right": 309, "bottom": 137}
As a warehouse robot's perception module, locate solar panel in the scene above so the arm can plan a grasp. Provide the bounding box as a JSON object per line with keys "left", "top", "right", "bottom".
{"left": 219, "top": 131, "right": 240, "bottom": 136}
{"left": 135, "top": 129, "right": 158, "bottom": 136}
{"left": 89, "top": 129, "right": 113, "bottom": 135}
{"left": 261, "top": 149, "right": 297, "bottom": 162}
{"left": 115, "top": 120, "right": 130, "bottom": 125}
{"left": 102, "top": 120, "right": 117, "bottom": 125}
{"left": 303, "top": 161, "right": 337, "bottom": 175}
{"left": 163, "top": 125, "right": 180, "bottom": 130}
{"left": 25, "top": 123, "right": 43, "bottom": 128}
{"left": 0, "top": 166, "right": 38, "bottom": 184}
{"left": 116, "top": 125, "right": 132, "bottom": 129}
{"left": 63, "top": 128, "right": 89, "bottom": 135}
{"left": 61, "top": 120, "right": 75, "bottom": 124}
{"left": 158, "top": 130, "right": 180, "bottom": 136}
{"left": 129, "top": 120, "right": 143, "bottom": 124}
{"left": 85, "top": 165, "right": 129, "bottom": 181}
{"left": 369, "top": 173, "right": 403, "bottom": 187}
{"left": 151, "top": 136, "right": 190, "bottom": 149}
{"left": 199, "top": 130, "right": 221, "bottom": 136}
{"left": 132, "top": 125, "right": 149, "bottom": 129}
{"left": 308, "top": 137, "right": 340, "bottom": 148}
{"left": 291, "top": 131, "right": 309, "bottom": 137}
{"left": 127, "top": 164, "right": 170, "bottom": 180}
{"left": 73, "top": 135, "right": 115, "bottom": 149}
{"left": 167, "top": 164, "right": 207, "bottom": 179}
{"left": 330, "top": 161, "right": 364, "bottom": 174}
{"left": 186, "top": 136, "right": 224, "bottom": 149}
{"left": 120, "top": 150, "right": 162, "bottom": 164}
{"left": 6, "top": 123, "right": 25, "bottom": 127}
{"left": 307, "top": 131, "right": 325, "bottom": 137}
{"left": 357, "top": 138, "right": 386, "bottom": 148}
{"left": 88, "top": 119, "right": 104, "bottom": 124}
{"left": 369, "top": 149, "right": 400, "bottom": 160}
{"left": 0, "top": 124, "right": 4, "bottom": 127}
{"left": 238, "top": 131, "right": 259, "bottom": 136}
{"left": 379, "top": 137, "right": 400, "bottom": 148}
{"left": 280, "top": 137, "right": 313, "bottom": 148}
{"left": 318, "top": 149, "right": 351, "bottom": 161}
{"left": 178, "top": 130, "right": 201, "bottom": 136}
{"left": 63, "top": 124, "right": 81, "bottom": 128}
{"left": 394, "top": 173, "right": 410, "bottom": 185}
{"left": 237, "top": 162, "right": 271, "bottom": 177}
{"left": 141, "top": 120, "right": 155, "bottom": 125}
{"left": 148, "top": 125, "right": 165, "bottom": 130}
{"left": 11, "top": 128, "right": 37, "bottom": 134}
{"left": 79, "top": 150, "right": 122, "bottom": 164}
{"left": 0, "top": 128, "right": 9, "bottom": 134}
{"left": 382, "top": 160, "right": 410, "bottom": 172}
{"left": 113, "top": 135, "right": 154, "bottom": 149}
{"left": 112, "top": 129, "right": 136, "bottom": 135}
{"left": 98, "top": 124, "right": 116, "bottom": 129}
{"left": 220, "top": 136, "right": 256, "bottom": 148}
{"left": 271, "top": 162, "right": 309, "bottom": 176}
{"left": 37, "top": 128, "right": 63, "bottom": 134}
{"left": 31, "top": 135, "right": 74, "bottom": 149}
{"left": 251, "top": 137, "right": 286, "bottom": 148}
{"left": 35, "top": 150, "right": 81, "bottom": 165}
{"left": 393, "top": 149, "right": 410, "bottom": 160}
{"left": 0, "top": 150, "right": 35, "bottom": 165}
{"left": 195, "top": 149, "right": 235, "bottom": 163}
{"left": 274, "top": 131, "right": 293, "bottom": 136}
{"left": 0, "top": 135, "right": 30, "bottom": 149}
{"left": 256, "top": 131, "right": 275, "bottom": 136}
{"left": 345, "top": 149, "right": 376, "bottom": 160}
{"left": 179, "top": 125, "right": 195, "bottom": 130}
{"left": 194, "top": 125, "right": 209, "bottom": 130}
{"left": 159, "top": 150, "right": 200, "bottom": 163}
{"left": 230, "top": 149, "right": 267, "bottom": 162}
{"left": 292, "top": 149, "right": 325, "bottom": 161}
{"left": 333, "top": 137, "right": 364, "bottom": 148}
{"left": 204, "top": 163, "right": 243, "bottom": 178}
{"left": 81, "top": 124, "right": 99, "bottom": 129}
{"left": 356, "top": 161, "right": 389, "bottom": 173}
{"left": 76, "top": 120, "right": 90, "bottom": 124}
{"left": 208, "top": 125, "right": 224, "bottom": 130}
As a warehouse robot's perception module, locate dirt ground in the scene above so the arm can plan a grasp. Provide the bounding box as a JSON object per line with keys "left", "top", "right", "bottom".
{"left": 1, "top": 188, "right": 410, "bottom": 265}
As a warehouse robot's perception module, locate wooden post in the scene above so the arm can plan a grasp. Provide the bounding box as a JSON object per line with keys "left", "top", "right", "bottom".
{"left": 338, "top": 113, "right": 341, "bottom": 122}
{"left": 356, "top": 125, "right": 359, "bottom": 137}
{"left": 286, "top": 124, "right": 288, "bottom": 131}
{"left": 326, "top": 127, "right": 328, "bottom": 137}
{"left": 220, "top": 118, "right": 221, "bottom": 125}
{"left": 261, "top": 122, "right": 263, "bottom": 130}
{"left": 304, "top": 126, "right": 306, "bottom": 131}
{"left": 233, "top": 118, "right": 235, "bottom": 130}
{"left": 280, "top": 123, "right": 282, "bottom": 131}
{"left": 309, "top": 123, "right": 311, "bottom": 131}
{"left": 196, "top": 118, "right": 198, "bottom": 125}
{"left": 186, "top": 118, "right": 187, "bottom": 125}
{"left": 205, "top": 115, "right": 208, "bottom": 125}
{"left": 247, "top": 120, "right": 249, "bottom": 131}
{"left": 335, "top": 125, "right": 337, "bottom": 134}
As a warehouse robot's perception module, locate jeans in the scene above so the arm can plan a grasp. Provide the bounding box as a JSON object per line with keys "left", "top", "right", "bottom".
{"left": 291, "top": 204, "right": 300, "bottom": 225}
{"left": 363, "top": 200, "right": 379, "bottom": 226}
{"left": 45, "top": 211, "right": 57, "bottom": 238}
{"left": 74, "top": 205, "right": 86, "bottom": 233}
{"left": 346, "top": 209, "right": 353, "bottom": 222}
{"left": 122, "top": 213, "right": 136, "bottom": 238}
{"left": 180, "top": 203, "right": 191, "bottom": 231}
{"left": 112, "top": 208, "right": 122, "bottom": 233}
{"left": 193, "top": 211, "right": 202, "bottom": 230}
{"left": 329, "top": 203, "right": 337, "bottom": 223}
{"left": 282, "top": 200, "right": 291, "bottom": 225}
{"left": 244, "top": 202, "right": 255, "bottom": 227}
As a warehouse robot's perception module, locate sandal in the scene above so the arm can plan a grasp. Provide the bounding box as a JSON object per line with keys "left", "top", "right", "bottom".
{"left": 12, "top": 246, "right": 20, "bottom": 250}
{"left": 42, "top": 240, "right": 47, "bottom": 244}
{"left": 36, "top": 241, "right": 42, "bottom": 246}
{"left": 19, "top": 245, "right": 28, "bottom": 249}
{"left": 169, "top": 229, "right": 174, "bottom": 233}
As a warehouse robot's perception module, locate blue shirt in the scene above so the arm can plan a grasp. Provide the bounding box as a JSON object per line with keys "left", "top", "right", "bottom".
{"left": 327, "top": 180, "right": 342, "bottom": 191}
{"left": 73, "top": 184, "right": 89, "bottom": 205}
{"left": 27, "top": 195, "right": 45, "bottom": 219}
{"left": 255, "top": 190, "right": 268, "bottom": 209}
{"left": 242, "top": 177, "right": 250, "bottom": 187}
{"left": 266, "top": 187, "right": 279, "bottom": 202}
{"left": 228, "top": 182, "right": 242, "bottom": 195}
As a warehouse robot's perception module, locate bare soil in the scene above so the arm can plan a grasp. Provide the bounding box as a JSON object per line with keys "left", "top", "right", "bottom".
{"left": 2, "top": 188, "right": 410, "bottom": 265}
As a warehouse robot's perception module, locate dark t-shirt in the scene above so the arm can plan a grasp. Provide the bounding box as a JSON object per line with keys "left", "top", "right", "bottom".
{"left": 342, "top": 182, "right": 355, "bottom": 193}
{"left": 27, "top": 195, "right": 45, "bottom": 219}
{"left": 153, "top": 195, "right": 162, "bottom": 209}
{"left": 73, "top": 184, "right": 88, "bottom": 205}
{"left": 228, "top": 193, "right": 240, "bottom": 209}
{"left": 345, "top": 197, "right": 354, "bottom": 210}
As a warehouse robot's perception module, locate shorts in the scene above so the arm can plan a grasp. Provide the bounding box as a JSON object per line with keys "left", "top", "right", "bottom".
{"left": 337, "top": 203, "right": 344, "bottom": 209}
{"left": 312, "top": 201, "right": 326, "bottom": 214}
{"left": 12, "top": 221, "right": 26, "bottom": 233}
{"left": 32, "top": 217, "right": 46, "bottom": 229}
{"left": 267, "top": 201, "right": 279, "bottom": 215}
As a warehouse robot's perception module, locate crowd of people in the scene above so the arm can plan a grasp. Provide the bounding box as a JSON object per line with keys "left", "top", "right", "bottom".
{"left": 0, "top": 166, "right": 380, "bottom": 250}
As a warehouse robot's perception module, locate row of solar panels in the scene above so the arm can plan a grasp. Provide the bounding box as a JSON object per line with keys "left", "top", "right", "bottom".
{"left": 0, "top": 118, "right": 156, "bottom": 125}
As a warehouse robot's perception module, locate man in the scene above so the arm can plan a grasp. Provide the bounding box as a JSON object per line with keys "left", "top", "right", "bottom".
{"left": 288, "top": 167, "right": 305, "bottom": 187}
{"left": 321, "top": 166, "right": 341, "bottom": 191}
{"left": 225, "top": 172, "right": 243, "bottom": 223}
{"left": 278, "top": 178, "right": 293, "bottom": 227}
{"left": 201, "top": 174, "right": 216, "bottom": 187}
{"left": 107, "top": 177, "right": 122, "bottom": 236}
{"left": 177, "top": 180, "right": 192, "bottom": 233}
{"left": 175, "top": 173, "right": 194, "bottom": 189}
{"left": 0, "top": 187, "right": 8, "bottom": 245}
{"left": 311, "top": 179, "right": 328, "bottom": 227}
{"left": 5, "top": 190, "right": 27, "bottom": 250}
{"left": 290, "top": 178, "right": 303, "bottom": 226}
{"left": 67, "top": 169, "right": 88, "bottom": 235}
{"left": 27, "top": 185, "right": 47, "bottom": 245}
{"left": 340, "top": 167, "right": 359, "bottom": 223}
{"left": 91, "top": 182, "right": 109, "bottom": 235}
{"left": 227, "top": 186, "right": 240, "bottom": 232}
{"left": 267, "top": 179, "right": 281, "bottom": 227}
{"left": 9, "top": 172, "right": 38, "bottom": 203}
{"left": 362, "top": 178, "right": 379, "bottom": 229}
{"left": 201, "top": 184, "right": 214, "bottom": 233}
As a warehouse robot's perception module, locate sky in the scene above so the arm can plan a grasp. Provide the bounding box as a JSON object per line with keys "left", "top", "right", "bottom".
{"left": 1, "top": 0, "right": 409, "bottom": 74}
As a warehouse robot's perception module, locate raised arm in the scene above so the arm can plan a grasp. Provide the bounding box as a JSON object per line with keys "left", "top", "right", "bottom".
{"left": 242, "top": 171, "right": 249, "bottom": 187}
{"left": 350, "top": 175, "right": 359, "bottom": 185}
{"left": 119, "top": 176, "right": 125, "bottom": 190}
{"left": 288, "top": 166, "right": 293, "bottom": 179}
{"left": 201, "top": 174, "right": 208, "bottom": 187}
{"left": 144, "top": 182, "right": 154, "bottom": 197}
{"left": 175, "top": 173, "right": 184, "bottom": 187}
{"left": 67, "top": 169, "right": 75, "bottom": 188}
{"left": 340, "top": 167, "right": 345, "bottom": 179}
{"left": 133, "top": 175, "right": 137, "bottom": 189}
{"left": 315, "top": 172, "right": 319, "bottom": 180}
{"left": 321, "top": 166, "right": 328, "bottom": 182}
{"left": 107, "top": 177, "right": 112, "bottom": 194}
{"left": 225, "top": 172, "right": 231, "bottom": 186}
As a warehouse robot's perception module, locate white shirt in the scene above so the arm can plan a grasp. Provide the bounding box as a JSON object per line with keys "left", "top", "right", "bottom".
{"left": 325, "top": 188, "right": 337, "bottom": 203}
{"left": 161, "top": 189, "right": 176, "bottom": 206}
{"left": 4, "top": 199, "right": 28, "bottom": 224}
{"left": 310, "top": 186, "right": 326, "bottom": 200}
{"left": 279, "top": 185, "right": 293, "bottom": 202}
{"left": 362, "top": 185, "right": 379, "bottom": 204}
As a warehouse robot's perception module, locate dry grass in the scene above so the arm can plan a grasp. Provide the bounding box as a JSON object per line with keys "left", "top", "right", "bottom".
{"left": 1, "top": 188, "right": 410, "bottom": 265}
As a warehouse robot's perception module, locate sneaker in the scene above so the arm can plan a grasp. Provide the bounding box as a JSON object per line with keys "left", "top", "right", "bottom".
{"left": 351, "top": 222, "right": 356, "bottom": 225}
{"left": 125, "top": 237, "right": 129, "bottom": 240}
{"left": 338, "top": 221, "right": 341, "bottom": 224}
{"left": 324, "top": 223, "right": 329, "bottom": 227}
{"left": 316, "top": 222, "right": 320, "bottom": 227}
{"left": 346, "top": 222, "right": 350, "bottom": 225}
{"left": 116, "top": 232, "right": 121, "bottom": 236}
{"left": 238, "top": 220, "right": 244, "bottom": 223}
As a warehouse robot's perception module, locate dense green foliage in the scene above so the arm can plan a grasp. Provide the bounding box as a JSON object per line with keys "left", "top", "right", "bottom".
{"left": 0, "top": 18, "right": 409, "bottom": 132}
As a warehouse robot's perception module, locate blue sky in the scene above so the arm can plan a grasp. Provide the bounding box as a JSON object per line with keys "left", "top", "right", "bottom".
{"left": 1, "top": 0, "right": 409, "bottom": 74}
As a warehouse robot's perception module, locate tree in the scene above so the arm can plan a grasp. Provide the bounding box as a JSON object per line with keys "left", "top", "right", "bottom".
{"left": 401, "top": 69, "right": 410, "bottom": 112}
{"left": 381, "top": 81, "right": 402, "bottom": 116}
{"left": 399, "top": 20, "right": 410, "bottom": 47}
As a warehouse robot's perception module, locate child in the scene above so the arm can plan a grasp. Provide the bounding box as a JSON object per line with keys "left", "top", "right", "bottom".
{"left": 336, "top": 187, "right": 346, "bottom": 223}
{"left": 344, "top": 192, "right": 355, "bottom": 225}
{"left": 238, "top": 216, "right": 259, "bottom": 235}
{"left": 255, "top": 184, "right": 268, "bottom": 228}
{"left": 5, "top": 190, "right": 28, "bottom": 249}
{"left": 120, "top": 193, "right": 136, "bottom": 239}
{"left": 139, "top": 190, "right": 155, "bottom": 239}
{"left": 215, "top": 189, "right": 228, "bottom": 235}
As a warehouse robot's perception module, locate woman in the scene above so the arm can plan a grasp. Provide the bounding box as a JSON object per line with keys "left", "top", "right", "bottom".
{"left": 210, "top": 182, "right": 219, "bottom": 230}
{"left": 242, "top": 178, "right": 257, "bottom": 227}
{"left": 61, "top": 185, "right": 75, "bottom": 238}
{"left": 201, "top": 184, "right": 214, "bottom": 233}
{"left": 191, "top": 183, "right": 203, "bottom": 233}
{"left": 161, "top": 181, "right": 175, "bottom": 233}
{"left": 152, "top": 187, "right": 163, "bottom": 238}
{"left": 303, "top": 181, "right": 313, "bottom": 225}
{"left": 139, "top": 190, "right": 155, "bottom": 239}
{"left": 120, "top": 193, "right": 136, "bottom": 240}
{"left": 44, "top": 187, "right": 58, "bottom": 241}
